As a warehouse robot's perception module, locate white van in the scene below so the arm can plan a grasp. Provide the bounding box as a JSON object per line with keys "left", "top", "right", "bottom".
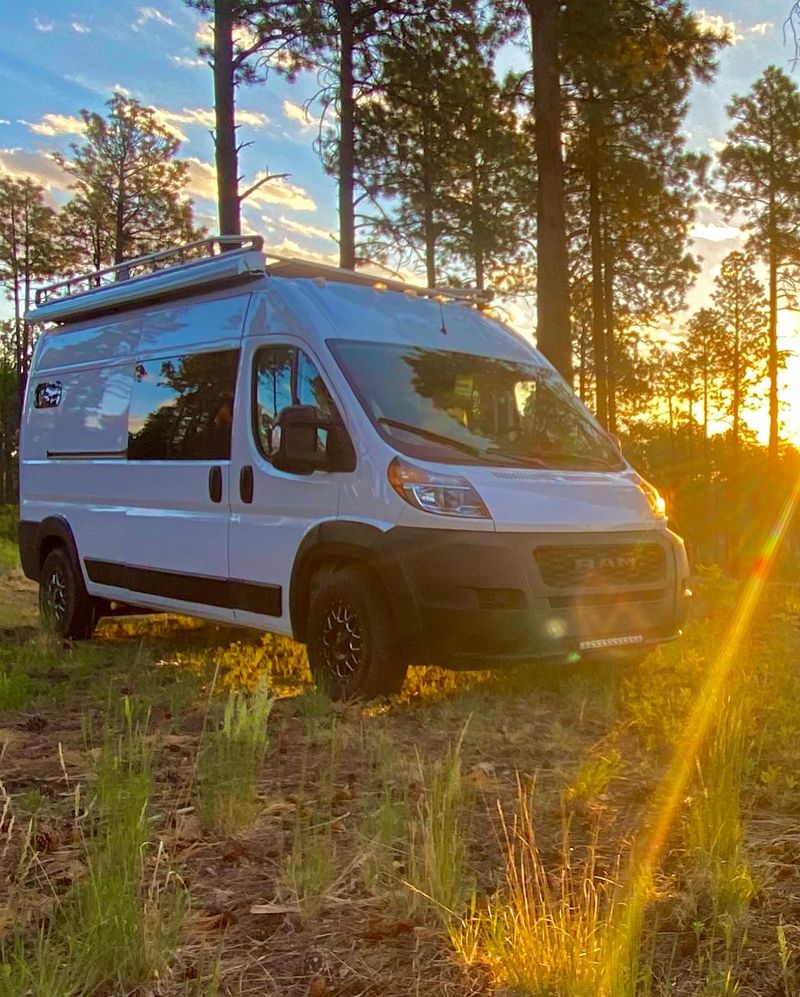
{"left": 19, "top": 236, "right": 690, "bottom": 699}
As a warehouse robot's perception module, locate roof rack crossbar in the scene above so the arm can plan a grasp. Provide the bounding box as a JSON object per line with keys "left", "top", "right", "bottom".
{"left": 35, "top": 235, "right": 264, "bottom": 308}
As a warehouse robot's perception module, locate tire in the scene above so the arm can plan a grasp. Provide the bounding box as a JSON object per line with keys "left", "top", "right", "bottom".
{"left": 306, "top": 565, "right": 408, "bottom": 701}
{"left": 39, "top": 547, "right": 97, "bottom": 640}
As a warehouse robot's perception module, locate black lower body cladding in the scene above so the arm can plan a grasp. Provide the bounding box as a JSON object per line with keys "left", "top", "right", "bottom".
{"left": 376, "top": 526, "right": 690, "bottom": 669}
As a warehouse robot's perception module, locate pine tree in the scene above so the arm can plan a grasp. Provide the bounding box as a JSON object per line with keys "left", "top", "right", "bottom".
{"left": 717, "top": 65, "right": 800, "bottom": 461}
{"left": 711, "top": 251, "right": 769, "bottom": 469}
{"left": 55, "top": 93, "right": 200, "bottom": 268}
{"left": 562, "top": 0, "right": 722, "bottom": 429}
{"left": 355, "top": 18, "right": 531, "bottom": 291}
{"left": 0, "top": 177, "right": 63, "bottom": 403}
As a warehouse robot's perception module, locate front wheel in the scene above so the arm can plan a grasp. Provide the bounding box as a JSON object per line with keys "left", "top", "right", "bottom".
{"left": 39, "top": 547, "right": 97, "bottom": 640}
{"left": 306, "top": 566, "right": 408, "bottom": 701}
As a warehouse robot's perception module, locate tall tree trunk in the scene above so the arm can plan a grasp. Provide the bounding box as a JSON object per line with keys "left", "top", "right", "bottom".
{"left": 470, "top": 159, "right": 484, "bottom": 291}
{"left": 732, "top": 296, "right": 741, "bottom": 474}
{"left": 602, "top": 211, "right": 616, "bottom": 433}
{"left": 768, "top": 188, "right": 779, "bottom": 461}
{"left": 587, "top": 99, "right": 607, "bottom": 426}
{"left": 527, "top": 0, "right": 572, "bottom": 382}
{"left": 336, "top": 0, "right": 357, "bottom": 269}
{"left": 214, "top": 0, "right": 241, "bottom": 237}
{"left": 421, "top": 118, "right": 437, "bottom": 287}
{"left": 114, "top": 164, "right": 126, "bottom": 264}
{"left": 578, "top": 317, "right": 588, "bottom": 401}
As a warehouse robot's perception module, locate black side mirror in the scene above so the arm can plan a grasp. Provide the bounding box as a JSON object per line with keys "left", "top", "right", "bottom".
{"left": 275, "top": 405, "right": 355, "bottom": 474}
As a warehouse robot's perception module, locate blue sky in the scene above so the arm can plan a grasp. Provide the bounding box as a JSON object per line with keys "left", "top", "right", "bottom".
{"left": 1, "top": 1, "right": 793, "bottom": 265}
{"left": 1, "top": 0, "right": 798, "bottom": 433}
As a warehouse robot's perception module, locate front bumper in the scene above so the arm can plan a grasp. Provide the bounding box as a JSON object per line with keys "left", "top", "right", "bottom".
{"left": 378, "top": 526, "right": 690, "bottom": 668}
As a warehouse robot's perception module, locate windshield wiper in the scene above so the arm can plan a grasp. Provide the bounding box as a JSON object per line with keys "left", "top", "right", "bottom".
{"left": 483, "top": 448, "right": 547, "bottom": 468}
{"left": 377, "top": 418, "right": 482, "bottom": 457}
{"left": 538, "top": 452, "right": 621, "bottom": 469}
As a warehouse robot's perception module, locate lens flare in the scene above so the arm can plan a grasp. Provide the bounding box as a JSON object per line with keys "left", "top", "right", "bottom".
{"left": 605, "top": 473, "right": 800, "bottom": 983}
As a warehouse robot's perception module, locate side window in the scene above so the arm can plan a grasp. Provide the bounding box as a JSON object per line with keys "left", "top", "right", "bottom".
{"left": 253, "top": 346, "right": 336, "bottom": 460}
{"left": 128, "top": 349, "right": 239, "bottom": 460}
{"left": 296, "top": 350, "right": 333, "bottom": 419}
{"left": 34, "top": 382, "right": 63, "bottom": 409}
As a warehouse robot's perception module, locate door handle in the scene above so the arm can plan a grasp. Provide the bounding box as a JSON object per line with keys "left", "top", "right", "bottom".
{"left": 240, "top": 465, "right": 254, "bottom": 504}
{"left": 208, "top": 465, "right": 223, "bottom": 503}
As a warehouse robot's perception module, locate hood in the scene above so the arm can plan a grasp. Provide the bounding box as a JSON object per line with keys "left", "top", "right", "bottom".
{"left": 462, "top": 467, "right": 664, "bottom": 533}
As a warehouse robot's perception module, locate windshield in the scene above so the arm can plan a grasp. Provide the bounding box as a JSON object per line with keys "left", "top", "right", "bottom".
{"left": 331, "top": 341, "right": 623, "bottom": 470}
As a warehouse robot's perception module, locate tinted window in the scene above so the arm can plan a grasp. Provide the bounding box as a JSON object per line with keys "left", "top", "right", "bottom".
{"left": 253, "top": 346, "right": 334, "bottom": 460}
{"left": 128, "top": 349, "right": 239, "bottom": 460}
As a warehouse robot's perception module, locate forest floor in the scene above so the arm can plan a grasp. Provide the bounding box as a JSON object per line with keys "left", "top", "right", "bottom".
{"left": 1, "top": 554, "right": 800, "bottom": 996}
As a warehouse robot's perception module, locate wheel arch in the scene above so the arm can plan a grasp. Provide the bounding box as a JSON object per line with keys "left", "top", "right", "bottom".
{"left": 289, "top": 521, "right": 420, "bottom": 644}
{"left": 32, "top": 517, "right": 82, "bottom": 582}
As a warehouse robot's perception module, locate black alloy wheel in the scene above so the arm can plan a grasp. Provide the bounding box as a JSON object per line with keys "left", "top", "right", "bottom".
{"left": 39, "top": 547, "right": 97, "bottom": 640}
{"left": 307, "top": 565, "right": 408, "bottom": 701}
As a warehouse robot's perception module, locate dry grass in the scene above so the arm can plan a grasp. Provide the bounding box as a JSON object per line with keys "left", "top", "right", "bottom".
{"left": 2, "top": 566, "right": 800, "bottom": 994}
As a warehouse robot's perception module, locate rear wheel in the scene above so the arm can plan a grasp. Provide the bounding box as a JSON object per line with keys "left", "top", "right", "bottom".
{"left": 39, "top": 547, "right": 97, "bottom": 640}
{"left": 306, "top": 566, "right": 408, "bottom": 701}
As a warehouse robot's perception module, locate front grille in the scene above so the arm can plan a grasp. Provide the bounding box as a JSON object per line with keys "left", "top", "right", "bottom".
{"left": 534, "top": 543, "right": 666, "bottom": 589}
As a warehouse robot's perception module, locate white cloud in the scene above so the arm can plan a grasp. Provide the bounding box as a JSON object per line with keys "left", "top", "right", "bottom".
{"left": 0, "top": 149, "right": 71, "bottom": 194}
{"left": 265, "top": 237, "right": 338, "bottom": 266}
{"left": 749, "top": 21, "right": 773, "bottom": 36}
{"left": 246, "top": 172, "right": 316, "bottom": 211}
{"left": 694, "top": 10, "right": 743, "bottom": 43}
{"left": 194, "top": 21, "right": 214, "bottom": 47}
{"left": 171, "top": 54, "right": 206, "bottom": 69}
{"left": 707, "top": 137, "right": 726, "bottom": 154}
{"left": 691, "top": 222, "right": 742, "bottom": 242}
{"left": 282, "top": 100, "right": 316, "bottom": 133}
{"left": 33, "top": 17, "right": 54, "bottom": 32}
{"left": 71, "top": 21, "right": 91, "bottom": 34}
{"left": 151, "top": 107, "right": 269, "bottom": 142}
{"left": 277, "top": 215, "right": 335, "bottom": 242}
{"left": 26, "top": 113, "right": 86, "bottom": 137}
{"left": 184, "top": 158, "right": 218, "bottom": 200}
{"left": 0, "top": 120, "right": 9, "bottom": 126}
{"left": 184, "top": 158, "right": 316, "bottom": 212}
{"left": 135, "top": 6, "right": 175, "bottom": 30}
{"left": 194, "top": 19, "right": 259, "bottom": 51}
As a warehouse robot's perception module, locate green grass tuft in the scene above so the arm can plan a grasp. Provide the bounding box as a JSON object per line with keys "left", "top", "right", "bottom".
{"left": 196, "top": 685, "right": 273, "bottom": 833}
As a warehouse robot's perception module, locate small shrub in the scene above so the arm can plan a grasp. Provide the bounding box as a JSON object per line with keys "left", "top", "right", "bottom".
{"left": 360, "top": 784, "right": 409, "bottom": 894}
{"left": 68, "top": 699, "right": 185, "bottom": 991}
{"left": 452, "top": 781, "right": 641, "bottom": 997}
{"left": 566, "top": 748, "right": 623, "bottom": 802}
{"left": 683, "top": 700, "right": 754, "bottom": 922}
{"left": 196, "top": 686, "right": 273, "bottom": 833}
{"left": 407, "top": 739, "right": 471, "bottom": 922}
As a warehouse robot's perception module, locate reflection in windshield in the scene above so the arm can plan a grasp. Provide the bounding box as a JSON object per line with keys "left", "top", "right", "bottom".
{"left": 333, "top": 341, "right": 623, "bottom": 469}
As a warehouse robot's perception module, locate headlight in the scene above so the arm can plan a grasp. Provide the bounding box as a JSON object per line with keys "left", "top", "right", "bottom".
{"left": 638, "top": 477, "right": 667, "bottom": 519}
{"left": 388, "top": 456, "right": 490, "bottom": 519}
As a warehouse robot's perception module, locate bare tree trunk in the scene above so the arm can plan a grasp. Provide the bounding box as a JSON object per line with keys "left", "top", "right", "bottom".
{"left": 214, "top": 0, "right": 241, "bottom": 237}
{"left": 768, "top": 191, "right": 779, "bottom": 461}
{"left": 114, "top": 169, "right": 126, "bottom": 264}
{"left": 588, "top": 100, "right": 607, "bottom": 426}
{"left": 578, "top": 317, "right": 588, "bottom": 401}
{"left": 602, "top": 210, "right": 616, "bottom": 433}
{"left": 527, "top": 0, "right": 572, "bottom": 382}
{"left": 336, "top": 0, "right": 357, "bottom": 269}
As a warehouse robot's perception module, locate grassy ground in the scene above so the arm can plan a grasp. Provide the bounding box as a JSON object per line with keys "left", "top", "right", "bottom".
{"left": 1, "top": 554, "right": 799, "bottom": 995}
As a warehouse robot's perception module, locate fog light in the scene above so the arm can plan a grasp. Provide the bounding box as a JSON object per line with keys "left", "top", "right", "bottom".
{"left": 546, "top": 618, "right": 567, "bottom": 639}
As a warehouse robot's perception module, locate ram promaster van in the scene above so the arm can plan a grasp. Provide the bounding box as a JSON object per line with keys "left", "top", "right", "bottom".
{"left": 19, "top": 236, "right": 691, "bottom": 698}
